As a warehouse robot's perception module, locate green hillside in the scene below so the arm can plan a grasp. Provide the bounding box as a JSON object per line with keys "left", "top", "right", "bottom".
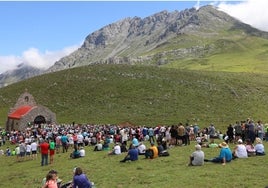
{"left": 1, "top": 64, "right": 268, "bottom": 130}
{"left": 145, "top": 32, "right": 268, "bottom": 73}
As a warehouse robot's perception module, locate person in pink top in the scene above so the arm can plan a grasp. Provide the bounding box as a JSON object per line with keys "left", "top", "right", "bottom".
{"left": 42, "top": 171, "right": 58, "bottom": 188}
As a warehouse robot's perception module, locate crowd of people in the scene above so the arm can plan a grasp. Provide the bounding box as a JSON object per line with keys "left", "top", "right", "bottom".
{"left": 0, "top": 118, "right": 267, "bottom": 157}
{"left": 189, "top": 136, "right": 266, "bottom": 167}
{"left": 0, "top": 118, "right": 267, "bottom": 187}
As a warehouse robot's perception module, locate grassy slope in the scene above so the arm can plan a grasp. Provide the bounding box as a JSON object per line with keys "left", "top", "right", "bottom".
{"left": 147, "top": 30, "right": 268, "bottom": 73}
{"left": 1, "top": 64, "right": 268, "bottom": 130}
{"left": 0, "top": 141, "right": 267, "bottom": 188}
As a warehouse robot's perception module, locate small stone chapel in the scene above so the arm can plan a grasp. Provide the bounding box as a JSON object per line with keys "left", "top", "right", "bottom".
{"left": 6, "top": 90, "right": 56, "bottom": 131}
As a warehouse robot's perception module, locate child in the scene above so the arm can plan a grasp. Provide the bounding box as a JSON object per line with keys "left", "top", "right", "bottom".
{"left": 42, "top": 171, "right": 58, "bottom": 188}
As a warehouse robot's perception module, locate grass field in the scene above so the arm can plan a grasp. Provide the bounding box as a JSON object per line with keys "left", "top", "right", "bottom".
{"left": 1, "top": 64, "right": 268, "bottom": 131}
{"left": 0, "top": 139, "right": 267, "bottom": 188}
{"left": 1, "top": 64, "right": 268, "bottom": 187}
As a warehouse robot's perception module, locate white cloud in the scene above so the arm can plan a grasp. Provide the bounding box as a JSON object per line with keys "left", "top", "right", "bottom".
{"left": 0, "top": 55, "right": 22, "bottom": 74}
{"left": 0, "top": 45, "right": 79, "bottom": 74}
{"left": 217, "top": 0, "right": 268, "bottom": 32}
{"left": 194, "top": 0, "right": 201, "bottom": 10}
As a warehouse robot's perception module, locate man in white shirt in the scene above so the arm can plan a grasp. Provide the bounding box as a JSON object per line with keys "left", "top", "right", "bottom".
{"left": 108, "top": 143, "right": 121, "bottom": 155}
{"left": 137, "top": 142, "right": 146, "bottom": 155}
{"left": 79, "top": 147, "right": 85, "bottom": 157}
{"left": 233, "top": 139, "right": 248, "bottom": 158}
{"left": 30, "top": 140, "right": 38, "bottom": 160}
{"left": 94, "top": 141, "right": 103, "bottom": 151}
{"left": 77, "top": 132, "right": 84, "bottom": 147}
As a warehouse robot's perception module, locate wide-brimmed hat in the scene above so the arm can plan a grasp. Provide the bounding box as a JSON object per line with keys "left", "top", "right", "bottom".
{"left": 255, "top": 137, "right": 262, "bottom": 144}
{"left": 238, "top": 139, "right": 243, "bottom": 144}
{"left": 219, "top": 142, "right": 228, "bottom": 148}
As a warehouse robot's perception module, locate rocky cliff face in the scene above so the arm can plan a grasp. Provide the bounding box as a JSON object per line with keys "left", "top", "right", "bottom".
{"left": 2, "top": 5, "right": 268, "bottom": 88}
{"left": 47, "top": 5, "right": 268, "bottom": 73}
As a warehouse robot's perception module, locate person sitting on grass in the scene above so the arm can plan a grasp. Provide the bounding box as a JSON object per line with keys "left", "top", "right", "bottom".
{"left": 73, "top": 167, "right": 92, "bottom": 188}
{"left": 137, "top": 142, "right": 146, "bottom": 155}
{"left": 157, "top": 141, "right": 169, "bottom": 157}
{"left": 204, "top": 142, "right": 232, "bottom": 165}
{"left": 93, "top": 141, "right": 103, "bottom": 151}
{"left": 120, "top": 144, "right": 138, "bottom": 163}
{"left": 245, "top": 139, "right": 256, "bottom": 157}
{"left": 132, "top": 136, "right": 139, "bottom": 147}
{"left": 42, "top": 170, "right": 62, "bottom": 188}
{"left": 70, "top": 145, "right": 81, "bottom": 159}
{"left": 108, "top": 143, "right": 121, "bottom": 155}
{"left": 145, "top": 142, "right": 158, "bottom": 159}
{"left": 232, "top": 139, "right": 248, "bottom": 159}
{"left": 207, "top": 139, "right": 219, "bottom": 148}
{"left": 79, "top": 147, "right": 85, "bottom": 157}
{"left": 254, "top": 137, "right": 265, "bottom": 156}
{"left": 102, "top": 140, "right": 110, "bottom": 151}
{"left": 188, "top": 144, "right": 204, "bottom": 166}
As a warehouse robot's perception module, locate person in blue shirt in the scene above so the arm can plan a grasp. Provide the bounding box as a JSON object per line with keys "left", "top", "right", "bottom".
{"left": 120, "top": 144, "right": 138, "bottom": 162}
{"left": 73, "top": 167, "right": 92, "bottom": 188}
{"left": 204, "top": 142, "right": 232, "bottom": 165}
{"left": 132, "top": 136, "right": 139, "bottom": 147}
{"left": 60, "top": 134, "right": 69, "bottom": 153}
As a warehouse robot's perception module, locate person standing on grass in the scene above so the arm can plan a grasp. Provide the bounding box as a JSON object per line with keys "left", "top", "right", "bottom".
{"left": 40, "top": 139, "right": 49, "bottom": 166}
{"left": 188, "top": 144, "right": 205, "bottom": 166}
{"left": 31, "top": 139, "right": 38, "bottom": 160}
{"left": 49, "top": 138, "right": 56, "bottom": 164}
{"left": 247, "top": 120, "right": 256, "bottom": 144}
{"left": 177, "top": 123, "right": 186, "bottom": 146}
{"left": 25, "top": 142, "right": 32, "bottom": 160}
{"left": 256, "top": 120, "right": 264, "bottom": 141}
{"left": 61, "top": 133, "right": 69, "bottom": 153}
{"left": 19, "top": 141, "right": 26, "bottom": 162}
{"left": 55, "top": 134, "right": 61, "bottom": 154}
{"left": 226, "top": 124, "right": 234, "bottom": 144}
{"left": 148, "top": 127, "right": 155, "bottom": 144}
{"left": 15, "top": 144, "right": 20, "bottom": 162}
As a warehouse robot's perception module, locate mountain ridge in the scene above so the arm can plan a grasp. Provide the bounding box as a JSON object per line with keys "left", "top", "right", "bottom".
{"left": 47, "top": 5, "right": 268, "bottom": 72}
{"left": 1, "top": 5, "right": 268, "bottom": 88}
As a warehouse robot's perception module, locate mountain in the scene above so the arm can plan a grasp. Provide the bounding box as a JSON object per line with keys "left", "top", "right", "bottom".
{"left": 0, "top": 64, "right": 44, "bottom": 88}
{"left": 47, "top": 5, "right": 268, "bottom": 73}
{"left": 2, "top": 5, "right": 268, "bottom": 88}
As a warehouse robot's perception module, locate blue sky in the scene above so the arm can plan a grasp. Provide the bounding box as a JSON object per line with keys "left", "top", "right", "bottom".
{"left": 0, "top": 0, "right": 267, "bottom": 73}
